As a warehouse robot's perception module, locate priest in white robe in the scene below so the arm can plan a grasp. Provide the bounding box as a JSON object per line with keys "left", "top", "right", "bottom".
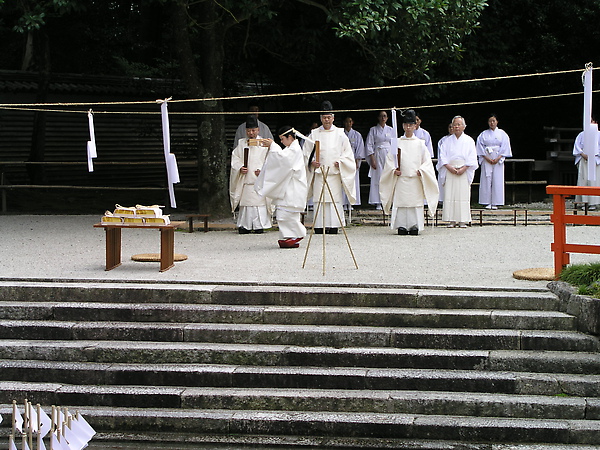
{"left": 255, "top": 127, "right": 308, "bottom": 248}
{"left": 229, "top": 115, "right": 272, "bottom": 233}
{"left": 233, "top": 103, "right": 273, "bottom": 144}
{"left": 366, "top": 111, "right": 394, "bottom": 208}
{"left": 573, "top": 115, "right": 600, "bottom": 208}
{"left": 437, "top": 115, "right": 478, "bottom": 227}
{"left": 476, "top": 113, "right": 512, "bottom": 209}
{"left": 379, "top": 110, "right": 439, "bottom": 235}
{"left": 303, "top": 101, "right": 356, "bottom": 234}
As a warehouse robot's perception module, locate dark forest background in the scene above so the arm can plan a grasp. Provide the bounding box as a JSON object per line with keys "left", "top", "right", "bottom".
{"left": 0, "top": 0, "right": 599, "bottom": 213}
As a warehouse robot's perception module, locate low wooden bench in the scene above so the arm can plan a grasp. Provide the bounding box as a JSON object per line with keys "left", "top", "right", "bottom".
{"left": 471, "top": 208, "right": 528, "bottom": 226}
{"left": 425, "top": 208, "right": 529, "bottom": 226}
{"left": 185, "top": 214, "right": 210, "bottom": 233}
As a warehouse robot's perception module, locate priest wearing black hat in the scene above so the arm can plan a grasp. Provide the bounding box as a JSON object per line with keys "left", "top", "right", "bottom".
{"left": 302, "top": 101, "right": 357, "bottom": 234}
{"left": 233, "top": 103, "right": 273, "bottom": 146}
{"left": 229, "top": 115, "right": 276, "bottom": 233}
{"left": 379, "top": 109, "right": 439, "bottom": 235}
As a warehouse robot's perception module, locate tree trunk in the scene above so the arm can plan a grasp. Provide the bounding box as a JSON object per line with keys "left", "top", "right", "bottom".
{"left": 171, "top": 1, "right": 228, "bottom": 215}
{"left": 27, "top": 30, "right": 51, "bottom": 185}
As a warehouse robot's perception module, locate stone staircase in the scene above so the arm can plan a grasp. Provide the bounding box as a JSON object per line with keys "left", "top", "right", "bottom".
{"left": 0, "top": 280, "right": 599, "bottom": 449}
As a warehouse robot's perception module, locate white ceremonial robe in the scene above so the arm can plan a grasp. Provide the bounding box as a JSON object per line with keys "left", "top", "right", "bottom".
{"left": 438, "top": 133, "right": 478, "bottom": 224}
{"left": 303, "top": 125, "right": 356, "bottom": 228}
{"left": 233, "top": 120, "right": 273, "bottom": 145}
{"left": 344, "top": 128, "right": 365, "bottom": 206}
{"left": 366, "top": 124, "right": 394, "bottom": 205}
{"left": 436, "top": 134, "right": 452, "bottom": 203}
{"left": 229, "top": 136, "right": 272, "bottom": 230}
{"left": 414, "top": 127, "right": 434, "bottom": 158}
{"left": 476, "top": 127, "right": 512, "bottom": 206}
{"left": 379, "top": 136, "right": 439, "bottom": 232}
{"left": 573, "top": 130, "right": 600, "bottom": 205}
{"left": 255, "top": 140, "right": 308, "bottom": 239}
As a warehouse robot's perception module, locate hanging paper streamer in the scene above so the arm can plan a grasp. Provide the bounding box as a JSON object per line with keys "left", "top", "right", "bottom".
{"left": 157, "top": 97, "right": 179, "bottom": 208}
{"left": 87, "top": 110, "right": 97, "bottom": 172}
{"left": 390, "top": 108, "right": 399, "bottom": 157}
{"left": 582, "top": 64, "right": 596, "bottom": 181}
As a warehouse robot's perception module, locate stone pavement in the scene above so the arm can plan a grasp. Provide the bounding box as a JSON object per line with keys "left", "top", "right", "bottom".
{"left": 1, "top": 214, "right": 599, "bottom": 289}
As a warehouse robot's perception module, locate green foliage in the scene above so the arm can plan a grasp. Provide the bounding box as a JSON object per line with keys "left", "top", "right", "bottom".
{"left": 560, "top": 262, "right": 600, "bottom": 299}
{"left": 9, "top": 0, "right": 85, "bottom": 33}
{"left": 330, "top": 0, "right": 488, "bottom": 80}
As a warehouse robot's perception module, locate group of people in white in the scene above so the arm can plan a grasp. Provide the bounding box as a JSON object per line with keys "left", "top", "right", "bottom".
{"left": 229, "top": 101, "right": 598, "bottom": 248}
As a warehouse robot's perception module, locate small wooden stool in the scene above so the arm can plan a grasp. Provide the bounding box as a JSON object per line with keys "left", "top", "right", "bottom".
{"left": 186, "top": 214, "right": 210, "bottom": 233}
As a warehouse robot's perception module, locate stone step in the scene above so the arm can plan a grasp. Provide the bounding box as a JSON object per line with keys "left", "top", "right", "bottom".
{"left": 1, "top": 404, "right": 599, "bottom": 445}
{"left": 0, "top": 281, "right": 558, "bottom": 309}
{"left": 1, "top": 360, "right": 600, "bottom": 396}
{"left": 0, "top": 303, "right": 578, "bottom": 330}
{"left": 0, "top": 321, "right": 595, "bottom": 351}
{"left": 0, "top": 340, "right": 599, "bottom": 374}
{"left": 1, "top": 382, "right": 599, "bottom": 420}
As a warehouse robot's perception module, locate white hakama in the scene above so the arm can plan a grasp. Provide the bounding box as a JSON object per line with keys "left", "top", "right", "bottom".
{"left": 442, "top": 159, "right": 472, "bottom": 224}
{"left": 343, "top": 128, "right": 365, "bottom": 207}
{"left": 476, "top": 128, "right": 512, "bottom": 206}
{"left": 379, "top": 136, "right": 439, "bottom": 232}
{"left": 573, "top": 130, "right": 600, "bottom": 205}
{"left": 575, "top": 158, "right": 600, "bottom": 205}
{"left": 229, "top": 137, "right": 272, "bottom": 230}
{"left": 303, "top": 125, "right": 356, "bottom": 229}
{"left": 255, "top": 139, "right": 308, "bottom": 239}
{"left": 366, "top": 124, "right": 394, "bottom": 205}
{"left": 438, "top": 133, "right": 478, "bottom": 224}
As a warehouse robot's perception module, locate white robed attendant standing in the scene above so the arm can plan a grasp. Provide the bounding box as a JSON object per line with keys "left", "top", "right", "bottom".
{"left": 366, "top": 111, "right": 394, "bottom": 208}
{"left": 573, "top": 116, "right": 600, "bottom": 208}
{"left": 438, "top": 115, "right": 478, "bottom": 227}
{"left": 414, "top": 113, "right": 434, "bottom": 158}
{"left": 435, "top": 123, "right": 453, "bottom": 203}
{"left": 379, "top": 110, "right": 439, "bottom": 235}
{"left": 303, "top": 101, "right": 356, "bottom": 234}
{"left": 476, "top": 114, "right": 512, "bottom": 209}
{"left": 255, "top": 127, "right": 308, "bottom": 248}
{"left": 343, "top": 116, "right": 365, "bottom": 207}
{"left": 229, "top": 115, "right": 272, "bottom": 233}
{"left": 233, "top": 104, "right": 273, "bottom": 144}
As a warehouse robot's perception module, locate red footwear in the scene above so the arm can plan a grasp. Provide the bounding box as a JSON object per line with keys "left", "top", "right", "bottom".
{"left": 278, "top": 238, "right": 301, "bottom": 248}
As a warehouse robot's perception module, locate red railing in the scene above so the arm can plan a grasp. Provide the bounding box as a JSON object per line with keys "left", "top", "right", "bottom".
{"left": 547, "top": 185, "right": 600, "bottom": 278}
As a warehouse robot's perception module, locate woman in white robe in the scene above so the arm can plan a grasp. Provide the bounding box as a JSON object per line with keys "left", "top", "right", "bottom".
{"left": 365, "top": 111, "right": 394, "bottom": 208}
{"left": 255, "top": 127, "right": 308, "bottom": 248}
{"left": 379, "top": 110, "right": 439, "bottom": 235}
{"left": 438, "top": 116, "right": 478, "bottom": 227}
{"left": 476, "top": 114, "right": 512, "bottom": 209}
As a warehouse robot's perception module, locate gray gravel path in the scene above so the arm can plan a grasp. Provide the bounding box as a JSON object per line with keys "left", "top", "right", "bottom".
{"left": 0, "top": 215, "right": 598, "bottom": 290}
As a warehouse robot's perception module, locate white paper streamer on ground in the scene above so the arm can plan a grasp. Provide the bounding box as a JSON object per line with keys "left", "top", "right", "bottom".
{"left": 87, "top": 110, "right": 97, "bottom": 172}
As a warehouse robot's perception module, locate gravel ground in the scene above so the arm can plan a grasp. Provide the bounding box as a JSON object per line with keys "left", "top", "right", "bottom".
{"left": 1, "top": 214, "right": 599, "bottom": 290}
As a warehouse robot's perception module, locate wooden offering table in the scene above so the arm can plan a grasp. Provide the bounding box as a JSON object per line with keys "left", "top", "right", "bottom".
{"left": 94, "top": 222, "right": 176, "bottom": 272}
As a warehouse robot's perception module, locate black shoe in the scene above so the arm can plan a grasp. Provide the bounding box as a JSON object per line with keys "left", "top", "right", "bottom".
{"left": 314, "top": 228, "right": 324, "bottom": 234}
{"left": 325, "top": 228, "right": 338, "bottom": 234}
{"left": 408, "top": 227, "right": 419, "bottom": 236}
{"left": 397, "top": 227, "right": 408, "bottom": 235}
{"left": 238, "top": 227, "right": 251, "bottom": 234}
{"left": 253, "top": 228, "right": 263, "bottom": 234}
